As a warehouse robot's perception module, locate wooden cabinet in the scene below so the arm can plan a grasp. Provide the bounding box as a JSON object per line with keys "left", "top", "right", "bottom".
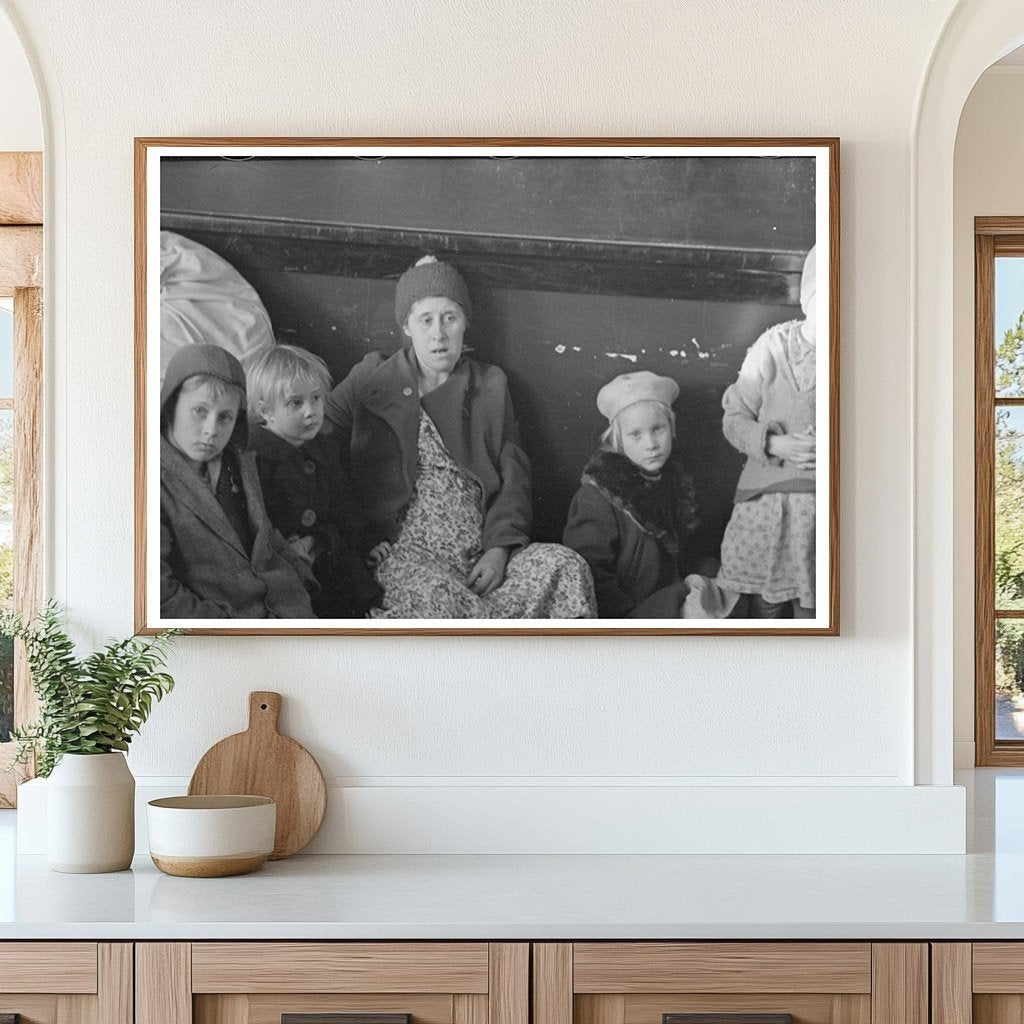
{"left": 0, "top": 938, "right": 947, "bottom": 1024}
{"left": 932, "top": 943, "right": 1024, "bottom": 1024}
{"left": 532, "top": 943, "right": 929, "bottom": 1024}
{"left": 0, "top": 943, "right": 132, "bottom": 1024}
{"left": 135, "top": 944, "right": 528, "bottom": 1024}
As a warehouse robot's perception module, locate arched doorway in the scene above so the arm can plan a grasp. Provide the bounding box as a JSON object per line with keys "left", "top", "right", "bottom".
{"left": 914, "top": 1, "right": 1024, "bottom": 784}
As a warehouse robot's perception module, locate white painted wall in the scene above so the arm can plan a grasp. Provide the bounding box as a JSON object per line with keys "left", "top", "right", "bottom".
{"left": 0, "top": 0, "right": 988, "bottom": 852}
{"left": 952, "top": 65, "right": 1024, "bottom": 768}
{"left": 0, "top": 9, "right": 39, "bottom": 151}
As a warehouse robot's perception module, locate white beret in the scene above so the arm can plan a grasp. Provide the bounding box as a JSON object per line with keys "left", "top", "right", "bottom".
{"left": 596, "top": 371, "right": 680, "bottom": 423}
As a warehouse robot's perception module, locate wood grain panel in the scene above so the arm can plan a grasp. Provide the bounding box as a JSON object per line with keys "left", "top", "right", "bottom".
{"left": 576, "top": 995, "right": 625, "bottom": 1024}
{"left": 976, "top": 229, "right": 998, "bottom": 766}
{"left": 192, "top": 944, "right": 489, "bottom": 994}
{"left": 977, "top": 218, "right": 1024, "bottom": 237}
{"left": 534, "top": 944, "right": 572, "bottom": 1024}
{"left": 623, "top": 993, "right": 869, "bottom": 1024}
{"left": 136, "top": 943, "right": 192, "bottom": 1024}
{"left": 573, "top": 944, "right": 871, "bottom": 994}
{"left": 453, "top": 995, "right": 487, "bottom": 1024}
{"left": 974, "top": 995, "right": 1024, "bottom": 1024}
{"left": 831, "top": 994, "right": 872, "bottom": 1024}
{"left": 931, "top": 944, "right": 971, "bottom": 1024}
{"left": 972, "top": 944, "right": 1024, "bottom": 992}
{"left": 0, "top": 995, "right": 59, "bottom": 1024}
{"left": 98, "top": 945, "right": 132, "bottom": 1024}
{"left": 488, "top": 944, "right": 528, "bottom": 1024}
{"left": 870, "top": 945, "right": 927, "bottom": 1024}
{"left": 0, "top": 153, "right": 42, "bottom": 225}
{"left": 195, "top": 995, "right": 248, "bottom": 1024}
{"left": 56, "top": 993, "right": 95, "bottom": 1024}
{"left": 13, "top": 285, "right": 43, "bottom": 725}
{"left": 240, "top": 994, "right": 454, "bottom": 1024}
{"left": 0, "top": 226, "right": 42, "bottom": 295}
{"left": 0, "top": 943, "right": 97, "bottom": 993}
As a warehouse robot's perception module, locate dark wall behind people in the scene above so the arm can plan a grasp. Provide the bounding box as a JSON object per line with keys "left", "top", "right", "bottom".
{"left": 161, "top": 156, "right": 814, "bottom": 548}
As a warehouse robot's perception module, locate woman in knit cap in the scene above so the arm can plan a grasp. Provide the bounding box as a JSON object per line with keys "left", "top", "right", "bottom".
{"left": 715, "top": 245, "right": 818, "bottom": 618}
{"left": 324, "top": 256, "right": 595, "bottom": 619}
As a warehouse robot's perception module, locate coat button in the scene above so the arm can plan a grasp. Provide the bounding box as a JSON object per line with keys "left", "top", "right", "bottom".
{"left": 300, "top": 509, "right": 317, "bottom": 527}
{"left": 303, "top": 460, "right": 316, "bottom": 475}
{"left": 402, "top": 387, "right": 413, "bottom": 397}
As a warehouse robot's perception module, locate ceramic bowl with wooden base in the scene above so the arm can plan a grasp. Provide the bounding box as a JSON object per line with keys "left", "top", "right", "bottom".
{"left": 147, "top": 795, "right": 276, "bottom": 877}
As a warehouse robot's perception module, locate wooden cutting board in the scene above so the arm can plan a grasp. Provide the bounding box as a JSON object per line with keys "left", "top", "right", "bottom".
{"left": 188, "top": 691, "right": 326, "bottom": 859}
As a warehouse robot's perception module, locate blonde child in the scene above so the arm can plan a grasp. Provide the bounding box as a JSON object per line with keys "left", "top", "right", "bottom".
{"left": 160, "top": 344, "right": 315, "bottom": 619}
{"left": 716, "top": 245, "right": 818, "bottom": 617}
{"left": 247, "top": 345, "right": 381, "bottom": 618}
{"left": 562, "top": 371, "right": 710, "bottom": 618}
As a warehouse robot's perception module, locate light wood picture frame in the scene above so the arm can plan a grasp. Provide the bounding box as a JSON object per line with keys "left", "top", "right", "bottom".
{"left": 135, "top": 137, "right": 839, "bottom": 636}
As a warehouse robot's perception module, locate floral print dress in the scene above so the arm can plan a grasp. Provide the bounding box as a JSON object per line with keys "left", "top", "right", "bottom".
{"left": 371, "top": 412, "right": 595, "bottom": 619}
{"left": 717, "top": 327, "right": 816, "bottom": 610}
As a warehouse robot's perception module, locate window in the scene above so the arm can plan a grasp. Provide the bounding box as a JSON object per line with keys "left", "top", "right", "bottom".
{"left": 976, "top": 219, "right": 1024, "bottom": 764}
{"left": 0, "top": 152, "right": 43, "bottom": 806}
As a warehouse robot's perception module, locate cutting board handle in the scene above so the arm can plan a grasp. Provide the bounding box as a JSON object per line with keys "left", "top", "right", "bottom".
{"left": 248, "top": 691, "right": 282, "bottom": 734}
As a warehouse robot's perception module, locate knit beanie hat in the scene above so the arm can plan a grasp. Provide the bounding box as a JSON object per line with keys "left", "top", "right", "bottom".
{"left": 394, "top": 255, "right": 472, "bottom": 325}
{"left": 160, "top": 343, "right": 249, "bottom": 449}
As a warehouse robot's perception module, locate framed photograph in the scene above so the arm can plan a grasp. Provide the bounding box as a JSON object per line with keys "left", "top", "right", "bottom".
{"left": 135, "top": 137, "right": 838, "bottom": 636}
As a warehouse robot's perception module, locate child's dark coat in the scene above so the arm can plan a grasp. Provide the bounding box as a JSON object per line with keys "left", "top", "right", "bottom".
{"left": 562, "top": 450, "right": 700, "bottom": 618}
{"left": 249, "top": 424, "right": 381, "bottom": 618}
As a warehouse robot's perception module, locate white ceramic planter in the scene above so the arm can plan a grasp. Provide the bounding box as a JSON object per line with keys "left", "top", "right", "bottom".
{"left": 46, "top": 752, "right": 135, "bottom": 873}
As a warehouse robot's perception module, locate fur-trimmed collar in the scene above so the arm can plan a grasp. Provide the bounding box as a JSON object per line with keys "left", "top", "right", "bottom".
{"left": 581, "top": 449, "right": 699, "bottom": 547}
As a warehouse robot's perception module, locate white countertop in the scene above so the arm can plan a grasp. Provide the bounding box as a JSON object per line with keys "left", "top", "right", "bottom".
{"left": 0, "top": 849, "right": 1020, "bottom": 940}
{"left": 1, "top": 769, "right": 1022, "bottom": 941}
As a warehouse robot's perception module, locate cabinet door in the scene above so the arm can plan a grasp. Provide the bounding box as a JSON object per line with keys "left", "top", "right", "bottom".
{"left": 0, "top": 943, "right": 131, "bottom": 1024}
{"left": 941, "top": 942, "right": 1024, "bottom": 1024}
{"left": 533, "top": 944, "right": 928, "bottom": 1024}
{"left": 137, "top": 943, "right": 528, "bottom": 1024}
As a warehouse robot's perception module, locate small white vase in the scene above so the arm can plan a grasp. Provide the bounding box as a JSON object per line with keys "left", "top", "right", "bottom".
{"left": 46, "top": 752, "right": 135, "bottom": 873}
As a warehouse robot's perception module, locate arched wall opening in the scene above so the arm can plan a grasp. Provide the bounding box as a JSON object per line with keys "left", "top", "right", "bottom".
{"left": 914, "top": 1, "right": 1024, "bottom": 784}
{"left": 952, "top": 48, "right": 1024, "bottom": 768}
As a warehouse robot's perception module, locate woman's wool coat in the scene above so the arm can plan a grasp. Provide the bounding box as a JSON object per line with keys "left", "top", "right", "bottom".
{"left": 324, "top": 346, "right": 531, "bottom": 553}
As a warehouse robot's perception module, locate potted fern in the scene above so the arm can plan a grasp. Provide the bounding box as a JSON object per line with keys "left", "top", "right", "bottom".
{"left": 2, "top": 603, "right": 178, "bottom": 873}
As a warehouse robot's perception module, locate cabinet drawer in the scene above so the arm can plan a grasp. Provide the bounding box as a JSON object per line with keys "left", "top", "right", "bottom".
{"left": 191, "top": 943, "right": 490, "bottom": 993}
{"left": 0, "top": 943, "right": 130, "bottom": 1024}
{"left": 0, "top": 942, "right": 98, "bottom": 994}
{"left": 139, "top": 942, "right": 528, "bottom": 1024}
{"left": 534, "top": 943, "right": 926, "bottom": 1024}
{"left": 572, "top": 944, "right": 871, "bottom": 994}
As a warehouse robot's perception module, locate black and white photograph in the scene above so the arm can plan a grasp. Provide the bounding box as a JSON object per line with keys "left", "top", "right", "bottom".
{"left": 136, "top": 139, "right": 838, "bottom": 635}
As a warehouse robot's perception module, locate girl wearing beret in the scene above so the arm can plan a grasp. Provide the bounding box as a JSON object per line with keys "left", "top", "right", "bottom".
{"left": 563, "top": 371, "right": 734, "bottom": 619}
{"left": 324, "top": 256, "right": 595, "bottom": 619}
{"left": 716, "top": 246, "right": 818, "bottom": 618}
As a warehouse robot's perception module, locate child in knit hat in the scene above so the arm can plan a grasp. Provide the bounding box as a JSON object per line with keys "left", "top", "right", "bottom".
{"left": 716, "top": 245, "right": 818, "bottom": 618}
{"left": 159, "top": 343, "right": 315, "bottom": 619}
{"left": 562, "top": 371, "right": 718, "bottom": 618}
